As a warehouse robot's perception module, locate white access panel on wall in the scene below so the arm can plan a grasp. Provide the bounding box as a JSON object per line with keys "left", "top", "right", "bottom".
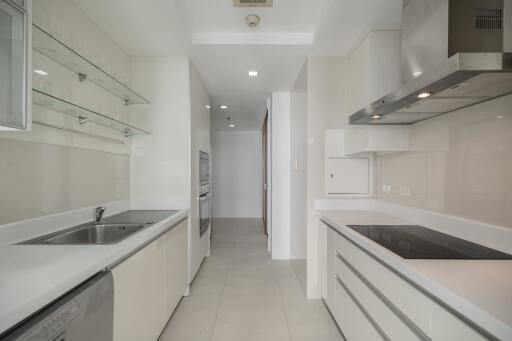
{"left": 326, "top": 158, "right": 370, "bottom": 195}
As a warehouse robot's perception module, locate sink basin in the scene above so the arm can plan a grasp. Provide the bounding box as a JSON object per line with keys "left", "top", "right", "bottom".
{"left": 21, "top": 223, "right": 151, "bottom": 245}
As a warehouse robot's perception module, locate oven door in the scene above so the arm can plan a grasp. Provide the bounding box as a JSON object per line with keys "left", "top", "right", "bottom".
{"left": 199, "top": 151, "right": 210, "bottom": 185}
{"left": 199, "top": 192, "right": 210, "bottom": 237}
{"left": 0, "top": 0, "right": 30, "bottom": 130}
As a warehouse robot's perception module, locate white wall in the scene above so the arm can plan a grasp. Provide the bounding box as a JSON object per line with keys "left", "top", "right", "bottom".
{"left": 130, "top": 57, "right": 191, "bottom": 210}
{"left": 0, "top": 0, "right": 132, "bottom": 224}
{"left": 211, "top": 131, "right": 262, "bottom": 218}
{"left": 189, "top": 63, "right": 211, "bottom": 281}
{"left": 270, "top": 92, "right": 291, "bottom": 259}
{"left": 290, "top": 65, "right": 307, "bottom": 260}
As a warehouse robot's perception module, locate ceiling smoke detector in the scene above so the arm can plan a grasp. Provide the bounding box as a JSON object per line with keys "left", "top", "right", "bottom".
{"left": 246, "top": 14, "right": 261, "bottom": 28}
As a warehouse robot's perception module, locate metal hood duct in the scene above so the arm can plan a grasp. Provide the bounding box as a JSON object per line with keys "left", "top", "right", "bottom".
{"left": 349, "top": 0, "right": 512, "bottom": 125}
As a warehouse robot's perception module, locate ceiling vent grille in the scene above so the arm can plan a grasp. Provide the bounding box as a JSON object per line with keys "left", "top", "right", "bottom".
{"left": 475, "top": 8, "right": 503, "bottom": 30}
{"left": 233, "top": 0, "right": 273, "bottom": 7}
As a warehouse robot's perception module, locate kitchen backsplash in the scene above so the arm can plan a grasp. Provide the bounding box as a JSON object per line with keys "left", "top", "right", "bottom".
{"left": 0, "top": 138, "right": 129, "bottom": 225}
{"left": 0, "top": 0, "right": 134, "bottom": 225}
{"left": 376, "top": 93, "right": 512, "bottom": 228}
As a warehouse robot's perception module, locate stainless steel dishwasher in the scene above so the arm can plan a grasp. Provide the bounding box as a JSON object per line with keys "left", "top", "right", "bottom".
{"left": 1, "top": 272, "right": 114, "bottom": 341}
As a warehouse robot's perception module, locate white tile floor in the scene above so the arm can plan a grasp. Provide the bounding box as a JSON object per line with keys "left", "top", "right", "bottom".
{"left": 159, "top": 218, "right": 344, "bottom": 341}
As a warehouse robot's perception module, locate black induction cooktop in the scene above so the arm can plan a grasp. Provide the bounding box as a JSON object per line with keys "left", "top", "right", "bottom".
{"left": 347, "top": 225, "right": 512, "bottom": 260}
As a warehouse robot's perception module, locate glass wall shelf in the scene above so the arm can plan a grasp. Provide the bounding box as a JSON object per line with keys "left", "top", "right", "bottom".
{"left": 32, "top": 89, "right": 151, "bottom": 137}
{"left": 32, "top": 24, "right": 150, "bottom": 105}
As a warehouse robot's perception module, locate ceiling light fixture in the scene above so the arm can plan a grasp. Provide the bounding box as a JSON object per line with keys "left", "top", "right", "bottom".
{"left": 221, "top": 105, "right": 228, "bottom": 109}
{"left": 246, "top": 14, "right": 261, "bottom": 28}
{"left": 412, "top": 71, "right": 423, "bottom": 78}
{"left": 33, "top": 69, "right": 49, "bottom": 75}
{"left": 249, "top": 70, "right": 258, "bottom": 77}
{"left": 229, "top": 124, "right": 236, "bottom": 127}
{"left": 497, "top": 115, "right": 504, "bottom": 119}
{"left": 205, "top": 105, "right": 211, "bottom": 109}
{"left": 417, "top": 92, "right": 432, "bottom": 99}
{"left": 371, "top": 114, "right": 383, "bottom": 120}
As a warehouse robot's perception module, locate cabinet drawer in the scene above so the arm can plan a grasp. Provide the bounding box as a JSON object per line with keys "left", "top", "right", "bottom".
{"left": 335, "top": 274, "right": 385, "bottom": 341}
{"left": 335, "top": 231, "right": 432, "bottom": 333}
{"left": 431, "top": 303, "right": 488, "bottom": 341}
{"left": 335, "top": 253, "right": 429, "bottom": 341}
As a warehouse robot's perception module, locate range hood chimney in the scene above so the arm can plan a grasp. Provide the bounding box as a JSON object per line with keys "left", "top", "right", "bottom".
{"left": 349, "top": 0, "right": 512, "bottom": 125}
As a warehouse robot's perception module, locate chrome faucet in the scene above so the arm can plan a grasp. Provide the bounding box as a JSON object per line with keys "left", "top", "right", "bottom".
{"left": 95, "top": 207, "right": 106, "bottom": 224}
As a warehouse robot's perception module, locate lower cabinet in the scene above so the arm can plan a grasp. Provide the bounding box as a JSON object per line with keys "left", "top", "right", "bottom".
{"left": 321, "top": 221, "right": 491, "bottom": 341}
{"left": 112, "top": 219, "right": 188, "bottom": 341}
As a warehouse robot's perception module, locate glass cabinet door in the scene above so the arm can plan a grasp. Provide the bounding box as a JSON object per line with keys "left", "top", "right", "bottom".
{"left": 0, "top": 0, "right": 28, "bottom": 130}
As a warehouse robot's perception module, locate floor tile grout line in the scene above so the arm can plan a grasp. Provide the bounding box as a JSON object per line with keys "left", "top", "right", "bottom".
{"left": 207, "top": 235, "right": 235, "bottom": 341}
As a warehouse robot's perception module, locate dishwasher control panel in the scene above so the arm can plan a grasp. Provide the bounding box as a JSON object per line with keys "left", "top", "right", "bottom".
{"left": 22, "top": 301, "right": 80, "bottom": 341}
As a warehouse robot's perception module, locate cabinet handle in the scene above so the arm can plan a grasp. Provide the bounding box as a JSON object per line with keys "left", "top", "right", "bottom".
{"left": 334, "top": 273, "right": 391, "bottom": 341}
{"left": 335, "top": 252, "right": 431, "bottom": 341}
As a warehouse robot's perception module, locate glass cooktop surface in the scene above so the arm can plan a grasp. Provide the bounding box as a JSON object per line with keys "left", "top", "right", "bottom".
{"left": 347, "top": 225, "right": 512, "bottom": 260}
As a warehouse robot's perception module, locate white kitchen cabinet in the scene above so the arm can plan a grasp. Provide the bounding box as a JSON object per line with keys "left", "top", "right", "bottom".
{"left": 112, "top": 237, "right": 165, "bottom": 341}
{"left": 346, "top": 30, "right": 401, "bottom": 115}
{"left": 335, "top": 276, "right": 384, "bottom": 341}
{"left": 322, "top": 221, "right": 492, "bottom": 341}
{"left": 324, "top": 226, "right": 336, "bottom": 311}
{"left": 344, "top": 126, "right": 409, "bottom": 155}
{"left": 325, "top": 157, "right": 370, "bottom": 195}
{"left": 431, "top": 303, "right": 488, "bottom": 341}
{"left": 0, "top": 0, "right": 31, "bottom": 131}
{"left": 112, "top": 219, "right": 188, "bottom": 341}
{"left": 163, "top": 219, "right": 188, "bottom": 318}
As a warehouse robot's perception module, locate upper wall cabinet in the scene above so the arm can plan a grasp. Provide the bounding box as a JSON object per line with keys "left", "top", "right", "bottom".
{"left": 346, "top": 30, "right": 402, "bottom": 115}
{"left": 0, "top": 0, "right": 31, "bottom": 131}
{"left": 344, "top": 126, "right": 409, "bottom": 155}
{"left": 344, "top": 30, "right": 408, "bottom": 154}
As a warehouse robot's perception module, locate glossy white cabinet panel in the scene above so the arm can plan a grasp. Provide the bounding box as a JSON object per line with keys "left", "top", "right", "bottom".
{"left": 112, "top": 219, "right": 188, "bottom": 341}
{"left": 344, "top": 126, "right": 409, "bottom": 155}
{"left": 335, "top": 231, "right": 432, "bottom": 333}
{"left": 326, "top": 158, "right": 369, "bottom": 195}
{"left": 324, "top": 227, "right": 336, "bottom": 311}
{"left": 431, "top": 303, "right": 488, "bottom": 341}
{"left": 0, "top": 0, "right": 31, "bottom": 131}
{"left": 335, "top": 277, "right": 384, "bottom": 341}
{"left": 163, "top": 219, "right": 188, "bottom": 317}
{"left": 112, "top": 240, "right": 164, "bottom": 341}
{"left": 335, "top": 255, "right": 425, "bottom": 341}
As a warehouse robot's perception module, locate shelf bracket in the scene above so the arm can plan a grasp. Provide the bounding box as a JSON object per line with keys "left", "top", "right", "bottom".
{"left": 78, "top": 73, "right": 87, "bottom": 82}
{"left": 125, "top": 130, "right": 134, "bottom": 138}
{"left": 78, "top": 116, "right": 88, "bottom": 125}
{"left": 123, "top": 99, "right": 131, "bottom": 106}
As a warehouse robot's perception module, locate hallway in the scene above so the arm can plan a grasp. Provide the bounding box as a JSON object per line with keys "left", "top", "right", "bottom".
{"left": 159, "top": 218, "right": 343, "bottom": 341}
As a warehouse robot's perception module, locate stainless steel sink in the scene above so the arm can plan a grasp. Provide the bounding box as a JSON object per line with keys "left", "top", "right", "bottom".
{"left": 21, "top": 223, "right": 151, "bottom": 245}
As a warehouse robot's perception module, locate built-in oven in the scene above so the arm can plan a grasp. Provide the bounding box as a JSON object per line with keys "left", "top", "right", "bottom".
{"left": 0, "top": 0, "right": 30, "bottom": 130}
{"left": 199, "top": 183, "right": 210, "bottom": 237}
{"left": 199, "top": 151, "right": 210, "bottom": 185}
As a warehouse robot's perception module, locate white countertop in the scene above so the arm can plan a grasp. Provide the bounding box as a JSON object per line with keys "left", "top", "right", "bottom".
{"left": 0, "top": 209, "right": 189, "bottom": 335}
{"left": 318, "top": 210, "right": 512, "bottom": 341}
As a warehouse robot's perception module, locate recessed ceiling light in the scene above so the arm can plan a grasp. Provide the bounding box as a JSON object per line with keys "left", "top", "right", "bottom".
{"left": 497, "top": 115, "right": 504, "bottom": 119}
{"left": 205, "top": 105, "right": 211, "bottom": 109}
{"left": 417, "top": 92, "right": 432, "bottom": 99}
{"left": 229, "top": 124, "right": 235, "bottom": 127}
{"left": 412, "top": 71, "right": 422, "bottom": 78}
{"left": 221, "top": 105, "right": 228, "bottom": 109}
{"left": 371, "top": 114, "right": 383, "bottom": 120}
{"left": 33, "top": 70, "right": 49, "bottom": 75}
{"left": 249, "top": 70, "right": 258, "bottom": 77}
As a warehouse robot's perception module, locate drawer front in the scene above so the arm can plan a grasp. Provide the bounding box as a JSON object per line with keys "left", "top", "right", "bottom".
{"left": 431, "top": 303, "right": 489, "bottom": 341}
{"left": 335, "top": 231, "right": 432, "bottom": 333}
{"left": 325, "top": 227, "right": 336, "bottom": 310}
{"left": 335, "top": 274, "right": 386, "bottom": 341}
{"left": 335, "top": 253, "right": 430, "bottom": 341}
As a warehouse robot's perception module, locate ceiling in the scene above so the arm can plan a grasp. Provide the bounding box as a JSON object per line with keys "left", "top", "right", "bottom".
{"left": 72, "top": 0, "right": 403, "bottom": 131}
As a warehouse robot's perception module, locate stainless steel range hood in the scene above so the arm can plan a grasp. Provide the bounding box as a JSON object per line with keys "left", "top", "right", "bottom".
{"left": 350, "top": 0, "right": 512, "bottom": 125}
